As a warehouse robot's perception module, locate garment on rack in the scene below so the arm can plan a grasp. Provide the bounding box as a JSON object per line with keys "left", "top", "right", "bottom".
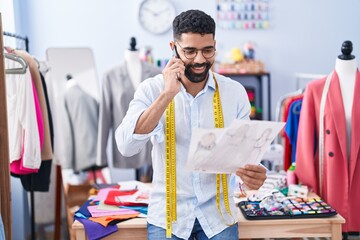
{"left": 6, "top": 51, "right": 54, "bottom": 191}
{"left": 40, "top": 72, "right": 54, "bottom": 149}
{"left": 5, "top": 58, "right": 42, "bottom": 171}
{"left": 277, "top": 93, "right": 303, "bottom": 170}
{"left": 63, "top": 79, "right": 100, "bottom": 171}
{"left": 19, "top": 72, "right": 53, "bottom": 191}
{"left": 295, "top": 70, "right": 360, "bottom": 232}
{"left": 97, "top": 61, "right": 161, "bottom": 168}
{"left": 43, "top": 70, "right": 64, "bottom": 166}
{"left": 10, "top": 78, "right": 43, "bottom": 174}
{"left": 13, "top": 50, "right": 53, "bottom": 160}
{"left": 284, "top": 99, "right": 302, "bottom": 164}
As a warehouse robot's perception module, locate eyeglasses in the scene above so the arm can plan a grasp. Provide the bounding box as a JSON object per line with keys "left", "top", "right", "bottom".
{"left": 175, "top": 41, "right": 216, "bottom": 60}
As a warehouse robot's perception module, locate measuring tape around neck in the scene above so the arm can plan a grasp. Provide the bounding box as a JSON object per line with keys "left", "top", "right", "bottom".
{"left": 213, "top": 75, "right": 236, "bottom": 227}
{"left": 165, "top": 72, "right": 234, "bottom": 238}
{"left": 319, "top": 72, "right": 333, "bottom": 196}
{"left": 165, "top": 99, "right": 176, "bottom": 238}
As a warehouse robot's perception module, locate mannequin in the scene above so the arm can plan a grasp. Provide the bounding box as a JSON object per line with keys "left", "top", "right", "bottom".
{"left": 97, "top": 36, "right": 161, "bottom": 174}
{"left": 335, "top": 40, "right": 358, "bottom": 156}
{"left": 65, "top": 74, "right": 76, "bottom": 89}
{"left": 295, "top": 40, "right": 360, "bottom": 233}
{"left": 124, "top": 37, "right": 142, "bottom": 89}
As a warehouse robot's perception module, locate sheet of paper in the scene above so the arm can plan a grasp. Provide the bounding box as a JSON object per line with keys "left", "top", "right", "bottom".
{"left": 186, "top": 120, "right": 285, "bottom": 174}
{"left": 117, "top": 180, "right": 152, "bottom": 191}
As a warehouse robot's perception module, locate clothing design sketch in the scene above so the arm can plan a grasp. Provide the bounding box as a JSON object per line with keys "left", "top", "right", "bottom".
{"left": 187, "top": 120, "right": 285, "bottom": 174}
{"left": 191, "top": 132, "right": 217, "bottom": 171}
{"left": 207, "top": 124, "right": 251, "bottom": 172}
{"left": 248, "top": 128, "right": 273, "bottom": 164}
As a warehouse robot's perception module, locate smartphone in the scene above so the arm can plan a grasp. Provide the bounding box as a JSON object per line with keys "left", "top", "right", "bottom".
{"left": 173, "top": 46, "right": 181, "bottom": 81}
{"left": 173, "top": 45, "right": 180, "bottom": 59}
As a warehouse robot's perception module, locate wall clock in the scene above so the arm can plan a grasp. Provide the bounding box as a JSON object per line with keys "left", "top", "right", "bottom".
{"left": 138, "top": 0, "right": 176, "bottom": 35}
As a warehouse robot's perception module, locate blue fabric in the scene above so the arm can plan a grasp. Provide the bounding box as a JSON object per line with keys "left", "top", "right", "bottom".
{"left": 116, "top": 71, "right": 251, "bottom": 239}
{"left": 285, "top": 99, "right": 303, "bottom": 163}
{"left": 120, "top": 206, "right": 148, "bottom": 215}
{"left": 75, "top": 216, "right": 117, "bottom": 240}
{"left": 75, "top": 199, "right": 93, "bottom": 218}
{"left": 74, "top": 199, "right": 119, "bottom": 240}
{"left": 147, "top": 219, "right": 238, "bottom": 240}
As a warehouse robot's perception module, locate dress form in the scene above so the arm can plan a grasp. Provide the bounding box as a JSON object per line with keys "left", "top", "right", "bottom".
{"left": 65, "top": 73, "right": 77, "bottom": 89}
{"left": 125, "top": 37, "right": 142, "bottom": 89}
{"left": 335, "top": 40, "right": 357, "bottom": 156}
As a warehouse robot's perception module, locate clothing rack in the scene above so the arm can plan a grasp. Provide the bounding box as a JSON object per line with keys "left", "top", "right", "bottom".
{"left": 3, "top": 31, "right": 29, "bottom": 51}
{"left": 274, "top": 73, "right": 325, "bottom": 144}
{"left": 3, "top": 29, "right": 63, "bottom": 240}
{"left": 0, "top": 14, "right": 12, "bottom": 240}
{"left": 3, "top": 29, "right": 39, "bottom": 240}
{"left": 294, "top": 72, "right": 325, "bottom": 90}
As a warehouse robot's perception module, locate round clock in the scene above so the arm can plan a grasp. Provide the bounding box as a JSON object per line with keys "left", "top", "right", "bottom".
{"left": 138, "top": 0, "right": 176, "bottom": 35}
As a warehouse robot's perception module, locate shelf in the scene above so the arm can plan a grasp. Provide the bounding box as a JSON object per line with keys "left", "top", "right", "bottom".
{"left": 224, "top": 73, "right": 271, "bottom": 120}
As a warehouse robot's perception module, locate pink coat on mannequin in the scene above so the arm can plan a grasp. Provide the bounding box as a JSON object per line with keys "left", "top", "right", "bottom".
{"left": 295, "top": 70, "right": 360, "bottom": 232}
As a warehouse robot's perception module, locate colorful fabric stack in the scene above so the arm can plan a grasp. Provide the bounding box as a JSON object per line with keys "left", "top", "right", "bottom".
{"left": 74, "top": 181, "right": 150, "bottom": 240}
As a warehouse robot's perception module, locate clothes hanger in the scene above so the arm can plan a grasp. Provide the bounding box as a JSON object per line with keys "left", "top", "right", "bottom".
{"left": 275, "top": 89, "right": 303, "bottom": 122}
{"left": 4, "top": 51, "right": 28, "bottom": 74}
{"left": 273, "top": 89, "right": 303, "bottom": 144}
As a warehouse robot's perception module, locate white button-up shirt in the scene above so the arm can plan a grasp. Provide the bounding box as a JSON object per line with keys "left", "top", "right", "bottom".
{"left": 115, "top": 71, "right": 250, "bottom": 239}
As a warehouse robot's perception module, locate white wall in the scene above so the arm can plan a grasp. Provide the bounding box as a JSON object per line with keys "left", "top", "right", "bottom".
{"left": 13, "top": 0, "right": 360, "bottom": 120}
{"left": 0, "top": 0, "right": 16, "bottom": 32}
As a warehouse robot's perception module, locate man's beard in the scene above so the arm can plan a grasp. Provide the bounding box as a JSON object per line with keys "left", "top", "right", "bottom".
{"left": 185, "top": 61, "right": 213, "bottom": 83}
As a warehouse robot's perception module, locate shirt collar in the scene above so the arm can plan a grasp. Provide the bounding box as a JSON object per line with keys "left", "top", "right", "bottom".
{"left": 207, "top": 71, "right": 216, "bottom": 91}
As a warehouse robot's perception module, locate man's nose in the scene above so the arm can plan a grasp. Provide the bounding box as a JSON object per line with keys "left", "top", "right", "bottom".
{"left": 193, "top": 50, "right": 206, "bottom": 63}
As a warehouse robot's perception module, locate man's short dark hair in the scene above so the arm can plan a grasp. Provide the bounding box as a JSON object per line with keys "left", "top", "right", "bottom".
{"left": 173, "top": 10, "right": 216, "bottom": 40}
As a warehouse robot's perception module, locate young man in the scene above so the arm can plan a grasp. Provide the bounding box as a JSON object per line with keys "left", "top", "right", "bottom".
{"left": 116, "top": 9, "right": 266, "bottom": 240}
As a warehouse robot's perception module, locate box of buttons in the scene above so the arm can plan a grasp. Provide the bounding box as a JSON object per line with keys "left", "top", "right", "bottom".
{"left": 238, "top": 197, "right": 337, "bottom": 220}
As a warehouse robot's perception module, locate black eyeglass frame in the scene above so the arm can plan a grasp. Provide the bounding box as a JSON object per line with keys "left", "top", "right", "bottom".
{"left": 175, "top": 41, "right": 216, "bottom": 60}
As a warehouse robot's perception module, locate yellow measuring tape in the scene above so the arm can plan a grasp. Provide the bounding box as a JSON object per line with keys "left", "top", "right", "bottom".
{"left": 165, "top": 73, "right": 234, "bottom": 238}
{"left": 165, "top": 99, "right": 176, "bottom": 238}
{"left": 213, "top": 77, "right": 235, "bottom": 226}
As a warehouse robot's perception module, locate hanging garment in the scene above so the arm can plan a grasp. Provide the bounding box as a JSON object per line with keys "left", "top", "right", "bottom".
{"left": 19, "top": 72, "right": 54, "bottom": 192}
{"left": 281, "top": 94, "right": 303, "bottom": 170}
{"left": 10, "top": 78, "right": 43, "bottom": 174}
{"left": 295, "top": 70, "right": 360, "bottom": 232}
{"left": 63, "top": 80, "right": 100, "bottom": 171}
{"left": 5, "top": 58, "right": 41, "bottom": 171}
{"left": 97, "top": 61, "right": 161, "bottom": 168}
{"left": 284, "top": 99, "right": 302, "bottom": 164}
{"left": 43, "top": 70, "right": 65, "bottom": 166}
{"left": 13, "top": 50, "right": 53, "bottom": 160}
